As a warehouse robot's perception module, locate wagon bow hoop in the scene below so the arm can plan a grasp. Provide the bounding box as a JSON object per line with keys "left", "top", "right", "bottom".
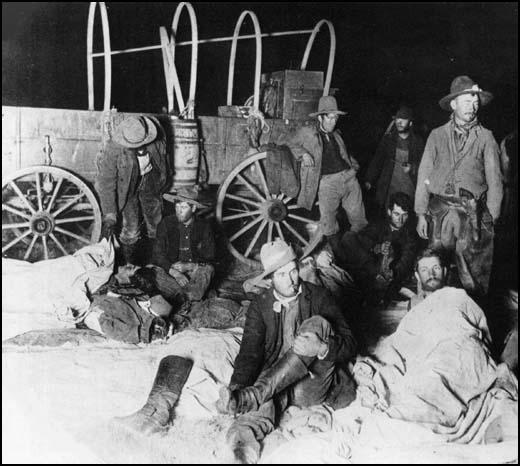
{"left": 227, "top": 10, "right": 263, "bottom": 110}
{"left": 300, "top": 19, "right": 336, "bottom": 96}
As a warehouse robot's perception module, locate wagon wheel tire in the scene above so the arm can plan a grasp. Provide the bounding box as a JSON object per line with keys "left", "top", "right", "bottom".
{"left": 216, "top": 151, "right": 323, "bottom": 267}
{"left": 2, "top": 166, "right": 102, "bottom": 262}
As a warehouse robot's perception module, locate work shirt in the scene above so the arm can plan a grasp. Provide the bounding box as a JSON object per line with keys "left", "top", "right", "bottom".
{"left": 389, "top": 137, "right": 415, "bottom": 199}
{"left": 178, "top": 220, "right": 194, "bottom": 262}
{"left": 415, "top": 120, "right": 503, "bottom": 220}
{"left": 319, "top": 130, "right": 350, "bottom": 175}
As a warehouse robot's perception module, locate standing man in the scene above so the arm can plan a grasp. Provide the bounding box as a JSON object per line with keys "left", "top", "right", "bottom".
{"left": 415, "top": 76, "right": 503, "bottom": 295}
{"left": 96, "top": 115, "right": 168, "bottom": 265}
{"left": 151, "top": 186, "right": 215, "bottom": 308}
{"left": 288, "top": 96, "right": 368, "bottom": 256}
{"left": 218, "top": 240, "right": 357, "bottom": 463}
{"left": 365, "top": 105, "right": 425, "bottom": 212}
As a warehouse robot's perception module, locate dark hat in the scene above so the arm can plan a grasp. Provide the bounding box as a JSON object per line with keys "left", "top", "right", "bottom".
{"left": 112, "top": 115, "right": 158, "bottom": 148}
{"left": 394, "top": 105, "right": 414, "bottom": 120}
{"left": 163, "top": 186, "right": 205, "bottom": 208}
{"left": 309, "top": 96, "right": 347, "bottom": 117}
{"left": 439, "top": 75, "right": 493, "bottom": 111}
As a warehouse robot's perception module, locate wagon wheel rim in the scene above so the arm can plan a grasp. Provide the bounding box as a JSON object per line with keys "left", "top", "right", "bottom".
{"left": 2, "top": 166, "right": 102, "bottom": 262}
{"left": 216, "top": 151, "right": 323, "bottom": 267}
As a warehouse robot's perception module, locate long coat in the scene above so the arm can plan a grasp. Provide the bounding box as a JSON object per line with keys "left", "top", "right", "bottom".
{"left": 365, "top": 128, "right": 424, "bottom": 208}
{"left": 230, "top": 281, "right": 357, "bottom": 389}
{"left": 287, "top": 123, "right": 360, "bottom": 210}
{"left": 95, "top": 124, "right": 168, "bottom": 219}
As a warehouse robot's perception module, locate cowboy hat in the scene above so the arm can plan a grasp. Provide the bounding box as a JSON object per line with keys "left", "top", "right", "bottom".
{"left": 113, "top": 115, "right": 158, "bottom": 148}
{"left": 309, "top": 96, "right": 347, "bottom": 117}
{"left": 163, "top": 185, "right": 205, "bottom": 208}
{"left": 250, "top": 240, "right": 297, "bottom": 285}
{"left": 393, "top": 105, "right": 414, "bottom": 120}
{"left": 439, "top": 75, "right": 493, "bottom": 111}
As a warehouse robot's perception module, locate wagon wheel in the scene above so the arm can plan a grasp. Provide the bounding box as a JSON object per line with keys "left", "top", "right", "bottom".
{"left": 2, "top": 166, "right": 102, "bottom": 262}
{"left": 216, "top": 151, "right": 323, "bottom": 267}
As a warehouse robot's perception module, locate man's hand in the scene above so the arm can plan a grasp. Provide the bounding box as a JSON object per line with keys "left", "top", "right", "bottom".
{"left": 101, "top": 215, "right": 116, "bottom": 239}
{"left": 216, "top": 386, "right": 237, "bottom": 415}
{"left": 168, "top": 267, "right": 189, "bottom": 287}
{"left": 316, "top": 250, "right": 333, "bottom": 269}
{"left": 416, "top": 215, "right": 429, "bottom": 239}
{"left": 172, "top": 261, "right": 197, "bottom": 274}
{"left": 380, "top": 241, "right": 391, "bottom": 256}
{"left": 293, "top": 331, "right": 328, "bottom": 358}
{"left": 301, "top": 152, "right": 315, "bottom": 167}
{"left": 216, "top": 386, "right": 259, "bottom": 415}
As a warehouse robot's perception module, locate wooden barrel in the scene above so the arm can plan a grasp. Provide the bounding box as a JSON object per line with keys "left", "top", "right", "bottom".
{"left": 170, "top": 118, "right": 200, "bottom": 188}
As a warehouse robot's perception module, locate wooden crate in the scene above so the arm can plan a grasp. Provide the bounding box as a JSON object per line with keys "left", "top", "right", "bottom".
{"left": 261, "top": 70, "right": 324, "bottom": 120}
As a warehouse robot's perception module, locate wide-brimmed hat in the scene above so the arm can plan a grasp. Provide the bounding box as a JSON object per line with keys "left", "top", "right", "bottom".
{"left": 163, "top": 185, "right": 205, "bottom": 208}
{"left": 394, "top": 105, "right": 414, "bottom": 120}
{"left": 309, "top": 96, "right": 347, "bottom": 117}
{"left": 113, "top": 115, "right": 158, "bottom": 148}
{"left": 251, "top": 240, "right": 297, "bottom": 285}
{"left": 439, "top": 75, "right": 493, "bottom": 111}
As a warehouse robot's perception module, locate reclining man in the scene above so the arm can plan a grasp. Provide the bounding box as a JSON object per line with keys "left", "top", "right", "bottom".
{"left": 150, "top": 186, "right": 215, "bottom": 310}
{"left": 218, "top": 240, "right": 357, "bottom": 463}
{"left": 340, "top": 191, "right": 420, "bottom": 306}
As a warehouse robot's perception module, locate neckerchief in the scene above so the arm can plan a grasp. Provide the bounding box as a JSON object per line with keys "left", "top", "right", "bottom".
{"left": 272, "top": 285, "right": 302, "bottom": 313}
{"left": 451, "top": 114, "right": 479, "bottom": 152}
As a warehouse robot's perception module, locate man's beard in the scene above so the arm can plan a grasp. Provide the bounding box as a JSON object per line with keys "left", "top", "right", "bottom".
{"left": 422, "top": 278, "right": 443, "bottom": 292}
{"left": 396, "top": 125, "right": 409, "bottom": 133}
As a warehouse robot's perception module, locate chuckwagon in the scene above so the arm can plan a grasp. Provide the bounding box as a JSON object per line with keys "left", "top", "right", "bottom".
{"left": 2, "top": 2, "right": 338, "bottom": 265}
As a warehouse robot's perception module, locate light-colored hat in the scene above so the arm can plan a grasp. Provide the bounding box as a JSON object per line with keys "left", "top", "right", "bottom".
{"left": 113, "top": 115, "right": 158, "bottom": 148}
{"left": 439, "top": 75, "right": 493, "bottom": 111}
{"left": 309, "top": 96, "right": 347, "bottom": 117}
{"left": 251, "top": 240, "right": 297, "bottom": 284}
{"left": 163, "top": 185, "right": 205, "bottom": 208}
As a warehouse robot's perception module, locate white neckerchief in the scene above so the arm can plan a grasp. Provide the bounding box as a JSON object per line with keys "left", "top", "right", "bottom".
{"left": 272, "top": 285, "right": 302, "bottom": 313}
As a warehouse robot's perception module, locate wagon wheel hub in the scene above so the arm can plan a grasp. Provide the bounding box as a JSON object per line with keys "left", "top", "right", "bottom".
{"left": 266, "top": 199, "right": 288, "bottom": 222}
{"left": 30, "top": 212, "right": 55, "bottom": 236}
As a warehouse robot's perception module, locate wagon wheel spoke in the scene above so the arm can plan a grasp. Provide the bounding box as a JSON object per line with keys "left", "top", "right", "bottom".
{"left": 49, "top": 233, "right": 68, "bottom": 256}
{"left": 2, "top": 221, "right": 31, "bottom": 230}
{"left": 54, "top": 216, "right": 95, "bottom": 225}
{"left": 54, "top": 226, "right": 91, "bottom": 244}
{"left": 281, "top": 220, "right": 309, "bottom": 247}
{"left": 288, "top": 213, "right": 317, "bottom": 224}
{"left": 254, "top": 160, "right": 270, "bottom": 197}
{"left": 244, "top": 219, "right": 268, "bottom": 258}
{"left": 41, "top": 235, "right": 49, "bottom": 260}
{"left": 287, "top": 205, "right": 302, "bottom": 210}
{"left": 23, "top": 234, "right": 38, "bottom": 261}
{"left": 2, "top": 229, "right": 32, "bottom": 253}
{"left": 46, "top": 177, "right": 64, "bottom": 213}
{"left": 235, "top": 173, "right": 266, "bottom": 202}
{"left": 229, "top": 215, "right": 264, "bottom": 242}
{"left": 51, "top": 192, "right": 85, "bottom": 217}
{"left": 2, "top": 203, "right": 32, "bottom": 220}
{"left": 9, "top": 181, "right": 36, "bottom": 214}
{"left": 225, "top": 193, "right": 261, "bottom": 208}
{"left": 34, "top": 172, "right": 43, "bottom": 211}
{"left": 275, "top": 222, "right": 285, "bottom": 241}
{"left": 222, "top": 210, "right": 262, "bottom": 222}
{"left": 267, "top": 221, "right": 274, "bottom": 243}
{"left": 282, "top": 195, "right": 293, "bottom": 204}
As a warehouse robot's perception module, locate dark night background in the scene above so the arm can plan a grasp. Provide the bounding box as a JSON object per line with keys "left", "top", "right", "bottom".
{"left": 2, "top": 2, "right": 518, "bottom": 166}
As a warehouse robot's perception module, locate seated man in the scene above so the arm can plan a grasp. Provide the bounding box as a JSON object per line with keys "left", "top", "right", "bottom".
{"left": 218, "top": 240, "right": 357, "bottom": 463}
{"left": 340, "top": 191, "right": 419, "bottom": 305}
{"left": 151, "top": 186, "right": 215, "bottom": 312}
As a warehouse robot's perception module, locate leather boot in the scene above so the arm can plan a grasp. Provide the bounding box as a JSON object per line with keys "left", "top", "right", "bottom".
{"left": 113, "top": 355, "right": 193, "bottom": 435}
{"left": 237, "top": 351, "right": 308, "bottom": 412}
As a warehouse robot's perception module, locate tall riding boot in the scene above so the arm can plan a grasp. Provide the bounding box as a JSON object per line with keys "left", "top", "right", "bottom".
{"left": 246, "top": 351, "right": 309, "bottom": 409}
{"left": 114, "top": 355, "right": 193, "bottom": 435}
{"left": 120, "top": 242, "right": 137, "bottom": 266}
